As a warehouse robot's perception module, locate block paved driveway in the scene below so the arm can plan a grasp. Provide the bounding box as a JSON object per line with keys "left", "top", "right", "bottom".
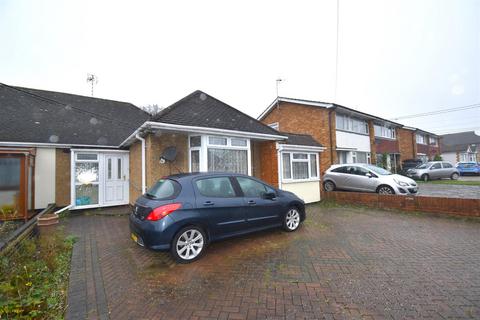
{"left": 64, "top": 205, "right": 480, "bottom": 319}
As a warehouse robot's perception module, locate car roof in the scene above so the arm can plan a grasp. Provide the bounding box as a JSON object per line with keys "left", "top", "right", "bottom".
{"left": 167, "top": 172, "right": 253, "bottom": 181}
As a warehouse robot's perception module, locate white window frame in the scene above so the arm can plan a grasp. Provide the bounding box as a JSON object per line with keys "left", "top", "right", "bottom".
{"left": 429, "top": 136, "right": 438, "bottom": 146}
{"left": 374, "top": 124, "right": 396, "bottom": 139}
{"left": 70, "top": 149, "right": 129, "bottom": 210}
{"left": 416, "top": 133, "right": 426, "bottom": 144}
{"left": 188, "top": 135, "right": 251, "bottom": 175}
{"left": 336, "top": 114, "right": 369, "bottom": 135}
{"left": 280, "top": 151, "right": 319, "bottom": 182}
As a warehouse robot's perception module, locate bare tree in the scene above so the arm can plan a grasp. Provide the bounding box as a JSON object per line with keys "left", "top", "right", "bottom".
{"left": 141, "top": 104, "right": 163, "bottom": 116}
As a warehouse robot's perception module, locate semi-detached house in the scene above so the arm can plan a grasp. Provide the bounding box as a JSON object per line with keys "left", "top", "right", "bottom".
{"left": 0, "top": 84, "right": 324, "bottom": 221}
{"left": 258, "top": 97, "right": 441, "bottom": 175}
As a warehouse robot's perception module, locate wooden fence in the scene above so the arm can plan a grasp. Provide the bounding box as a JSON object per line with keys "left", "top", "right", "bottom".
{"left": 324, "top": 192, "right": 480, "bottom": 217}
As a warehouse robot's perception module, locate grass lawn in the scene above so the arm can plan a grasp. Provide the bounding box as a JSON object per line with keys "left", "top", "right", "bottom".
{"left": 417, "top": 179, "right": 480, "bottom": 186}
{"left": 0, "top": 228, "right": 75, "bottom": 319}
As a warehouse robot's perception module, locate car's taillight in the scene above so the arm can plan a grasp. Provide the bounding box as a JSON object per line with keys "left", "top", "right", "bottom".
{"left": 146, "top": 203, "right": 182, "bottom": 221}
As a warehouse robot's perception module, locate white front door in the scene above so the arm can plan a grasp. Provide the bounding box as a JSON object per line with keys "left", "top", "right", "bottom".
{"left": 104, "top": 154, "right": 129, "bottom": 205}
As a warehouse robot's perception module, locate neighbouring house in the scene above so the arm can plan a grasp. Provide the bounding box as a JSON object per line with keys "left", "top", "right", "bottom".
{"left": 258, "top": 97, "right": 441, "bottom": 175}
{"left": 441, "top": 131, "right": 480, "bottom": 163}
{"left": 0, "top": 84, "right": 324, "bottom": 220}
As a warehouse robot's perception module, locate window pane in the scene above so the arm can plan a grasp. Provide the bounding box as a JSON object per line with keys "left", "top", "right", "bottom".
{"left": 75, "top": 184, "right": 99, "bottom": 206}
{"left": 356, "top": 152, "right": 367, "bottom": 163}
{"left": 147, "top": 179, "right": 181, "bottom": 199}
{"left": 107, "top": 159, "right": 112, "bottom": 179}
{"left": 195, "top": 177, "right": 236, "bottom": 198}
{"left": 117, "top": 158, "right": 122, "bottom": 179}
{"left": 292, "top": 162, "right": 309, "bottom": 179}
{"left": 293, "top": 153, "right": 308, "bottom": 159}
{"left": 191, "top": 150, "right": 200, "bottom": 172}
{"left": 0, "top": 157, "right": 21, "bottom": 218}
{"left": 237, "top": 177, "right": 268, "bottom": 198}
{"left": 231, "top": 138, "right": 247, "bottom": 147}
{"left": 190, "top": 136, "right": 201, "bottom": 147}
{"left": 207, "top": 149, "right": 247, "bottom": 174}
{"left": 75, "top": 162, "right": 99, "bottom": 184}
{"left": 310, "top": 154, "right": 317, "bottom": 177}
{"left": 77, "top": 153, "right": 98, "bottom": 161}
{"left": 282, "top": 153, "right": 291, "bottom": 179}
{"left": 208, "top": 136, "right": 227, "bottom": 146}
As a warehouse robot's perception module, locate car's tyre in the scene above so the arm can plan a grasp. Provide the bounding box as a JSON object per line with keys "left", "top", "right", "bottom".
{"left": 283, "top": 207, "right": 301, "bottom": 232}
{"left": 421, "top": 174, "right": 429, "bottom": 182}
{"left": 323, "top": 180, "right": 336, "bottom": 192}
{"left": 377, "top": 185, "right": 395, "bottom": 195}
{"left": 451, "top": 172, "right": 459, "bottom": 180}
{"left": 171, "top": 226, "right": 207, "bottom": 264}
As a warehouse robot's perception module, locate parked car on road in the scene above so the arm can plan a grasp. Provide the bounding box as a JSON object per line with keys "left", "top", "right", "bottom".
{"left": 398, "top": 158, "right": 423, "bottom": 176}
{"left": 456, "top": 162, "right": 480, "bottom": 176}
{"left": 406, "top": 161, "right": 459, "bottom": 181}
{"left": 323, "top": 164, "right": 418, "bottom": 195}
{"left": 129, "top": 173, "right": 305, "bottom": 263}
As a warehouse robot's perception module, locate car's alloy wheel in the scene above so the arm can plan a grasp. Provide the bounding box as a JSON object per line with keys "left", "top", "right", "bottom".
{"left": 378, "top": 186, "right": 394, "bottom": 195}
{"left": 451, "top": 173, "right": 459, "bottom": 180}
{"left": 284, "top": 208, "right": 300, "bottom": 231}
{"left": 172, "top": 227, "right": 205, "bottom": 263}
{"left": 324, "top": 181, "right": 335, "bottom": 192}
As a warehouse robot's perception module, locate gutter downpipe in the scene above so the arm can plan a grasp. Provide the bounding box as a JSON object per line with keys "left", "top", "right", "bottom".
{"left": 135, "top": 134, "right": 146, "bottom": 194}
{"left": 328, "top": 108, "right": 335, "bottom": 165}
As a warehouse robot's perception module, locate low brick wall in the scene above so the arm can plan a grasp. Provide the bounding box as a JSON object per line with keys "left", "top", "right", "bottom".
{"left": 324, "top": 191, "right": 480, "bottom": 217}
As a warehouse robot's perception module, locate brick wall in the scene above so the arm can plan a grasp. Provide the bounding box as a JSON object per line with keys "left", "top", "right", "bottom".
{"left": 251, "top": 141, "right": 262, "bottom": 179}
{"left": 368, "top": 121, "right": 377, "bottom": 163}
{"left": 325, "top": 191, "right": 480, "bottom": 217}
{"left": 261, "top": 102, "right": 335, "bottom": 175}
{"left": 55, "top": 148, "right": 71, "bottom": 206}
{"left": 129, "top": 140, "right": 143, "bottom": 205}
{"left": 397, "top": 128, "right": 415, "bottom": 160}
{"left": 146, "top": 133, "right": 189, "bottom": 188}
{"left": 259, "top": 141, "right": 278, "bottom": 187}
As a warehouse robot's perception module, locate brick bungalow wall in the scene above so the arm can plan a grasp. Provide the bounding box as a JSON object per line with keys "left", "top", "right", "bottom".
{"left": 259, "top": 141, "right": 278, "bottom": 187}
{"left": 129, "top": 140, "right": 143, "bottom": 204}
{"left": 251, "top": 141, "right": 263, "bottom": 180}
{"left": 146, "top": 133, "right": 189, "bottom": 189}
{"left": 261, "top": 102, "right": 336, "bottom": 175}
{"left": 55, "top": 148, "right": 71, "bottom": 206}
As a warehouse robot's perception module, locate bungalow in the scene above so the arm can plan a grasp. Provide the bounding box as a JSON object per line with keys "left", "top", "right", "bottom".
{"left": 441, "top": 131, "right": 480, "bottom": 163}
{"left": 0, "top": 84, "right": 324, "bottom": 220}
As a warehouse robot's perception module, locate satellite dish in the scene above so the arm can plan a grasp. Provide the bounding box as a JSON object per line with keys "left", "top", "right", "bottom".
{"left": 160, "top": 146, "right": 177, "bottom": 163}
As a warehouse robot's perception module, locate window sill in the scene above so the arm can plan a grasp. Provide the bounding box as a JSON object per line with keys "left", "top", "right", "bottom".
{"left": 375, "top": 136, "right": 397, "bottom": 141}
{"left": 336, "top": 129, "right": 370, "bottom": 136}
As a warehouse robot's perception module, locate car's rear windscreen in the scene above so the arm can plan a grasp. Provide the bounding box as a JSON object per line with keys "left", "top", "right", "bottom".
{"left": 145, "top": 179, "right": 181, "bottom": 200}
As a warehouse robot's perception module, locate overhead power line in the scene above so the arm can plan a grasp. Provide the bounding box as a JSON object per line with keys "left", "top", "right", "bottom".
{"left": 390, "top": 103, "right": 480, "bottom": 120}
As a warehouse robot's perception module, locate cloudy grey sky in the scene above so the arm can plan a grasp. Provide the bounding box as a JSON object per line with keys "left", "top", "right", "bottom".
{"left": 1, "top": 0, "right": 479, "bottom": 134}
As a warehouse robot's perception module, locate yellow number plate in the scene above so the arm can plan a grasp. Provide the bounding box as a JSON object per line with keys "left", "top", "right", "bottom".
{"left": 131, "top": 233, "right": 138, "bottom": 243}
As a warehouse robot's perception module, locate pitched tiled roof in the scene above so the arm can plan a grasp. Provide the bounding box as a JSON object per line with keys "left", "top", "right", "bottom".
{"left": 279, "top": 132, "right": 323, "bottom": 147}
{"left": 441, "top": 131, "right": 480, "bottom": 152}
{"left": 153, "top": 90, "right": 281, "bottom": 136}
{"left": 0, "top": 84, "right": 149, "bottom": 146}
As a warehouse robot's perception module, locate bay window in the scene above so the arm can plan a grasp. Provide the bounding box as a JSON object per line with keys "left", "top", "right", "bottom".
{"left": 281, "top": 152, "right": 319, "bottom": 181}
{"left": 189, "top": 135, "right": 250, "bottom": 175}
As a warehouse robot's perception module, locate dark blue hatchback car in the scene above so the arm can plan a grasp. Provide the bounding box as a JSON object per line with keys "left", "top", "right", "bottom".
{"left": 129, "top": 172, "right": 305, "bottom": 263}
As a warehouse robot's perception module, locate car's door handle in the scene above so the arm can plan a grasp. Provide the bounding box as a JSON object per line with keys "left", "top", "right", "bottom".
{"left": 248, "top": 200, "right": 256, "bottom": 205}
{"left": 203, "top": 201, "right": 215, "bottom": 206}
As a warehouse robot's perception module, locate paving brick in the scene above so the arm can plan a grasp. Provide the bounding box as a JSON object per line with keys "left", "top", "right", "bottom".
{"left": 64, "top": 205, "right": 480, "bottom": 319}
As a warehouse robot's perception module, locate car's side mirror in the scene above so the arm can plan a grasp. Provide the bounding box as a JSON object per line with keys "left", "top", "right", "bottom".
{"left": 365, "top": 172, "right": 372, "bottom": 178}
{"left": 263, "top": 192, "right": 276, "bottom": 200}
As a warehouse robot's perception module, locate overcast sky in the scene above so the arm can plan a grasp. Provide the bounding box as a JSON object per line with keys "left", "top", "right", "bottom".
{"left": 1, "top": 0, "right": 479, "bottom": 134}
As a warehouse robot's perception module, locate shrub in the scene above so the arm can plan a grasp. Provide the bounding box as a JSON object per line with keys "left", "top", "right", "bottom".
{"left": 433, "top": 154, "right": 443, "bottom": 161}
{"left": 0, "top": 230, "right": 75, "bottom": 319}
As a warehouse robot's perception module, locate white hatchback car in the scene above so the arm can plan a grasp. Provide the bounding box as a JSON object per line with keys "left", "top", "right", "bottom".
{"left": 323, "top": 164, "right": 418, "bottom": 195}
